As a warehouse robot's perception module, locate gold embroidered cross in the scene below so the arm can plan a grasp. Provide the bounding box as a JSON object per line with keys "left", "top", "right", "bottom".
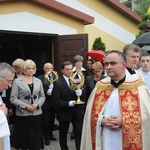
{"left": 122, "top": 96, "right": 137, "bottom": 111}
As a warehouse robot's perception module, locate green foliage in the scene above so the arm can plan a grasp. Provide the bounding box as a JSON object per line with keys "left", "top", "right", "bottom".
{"left": 92, "top": 37, "right": 106, "bottom": 51}
{"left": 138, "top": 21, "right": 148, "bottom": 30}
{"left": 136, "top": 31, "right": 145, "bottom": 38}
{"left": 134, "top": 0, "right": 150, "bottom": 18}
{"left": 136, "top": 14, "right": 150, "bottom": 36}
{"left": 133, "top": 0, "right": 150, "bottom": 37}
{"left": 142, "top": 14, "right": 150, "bottom": 21}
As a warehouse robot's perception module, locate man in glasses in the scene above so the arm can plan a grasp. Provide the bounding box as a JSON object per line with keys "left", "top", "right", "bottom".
{"left": 0, "top": 62, "right": 15, "bottom": 150}
{"left": 2, "top": 58, "right": 24, "bottom": 135}
{"left": 81, "top": 50, "right": 150, "bottom": 150}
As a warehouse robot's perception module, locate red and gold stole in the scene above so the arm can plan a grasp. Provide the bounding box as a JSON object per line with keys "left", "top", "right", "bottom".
{"left": 91, "top": 79, "right": 145, "bottom": 150}
{"left": 91, "top": 81, "right": 114, "bottom": 150}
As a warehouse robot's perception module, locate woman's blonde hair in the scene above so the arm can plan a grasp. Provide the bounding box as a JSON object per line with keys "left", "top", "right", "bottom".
{"left": 22, "top": 59, "right": 36, "bottom": 74}
{"left": 12, "top": 58, "right": 24, "bottom": 68}
{"left": 92, "top": 61, "right": 103, "bottom": 71}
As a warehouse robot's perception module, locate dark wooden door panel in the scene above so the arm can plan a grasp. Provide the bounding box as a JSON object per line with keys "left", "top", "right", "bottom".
{"left": 56, "top": 34, "right": 88, "bottom": 74}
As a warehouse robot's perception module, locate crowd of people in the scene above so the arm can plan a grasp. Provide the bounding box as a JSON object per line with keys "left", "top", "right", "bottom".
{"left": 0, "top": 43, "right": 150, "bottom": 150}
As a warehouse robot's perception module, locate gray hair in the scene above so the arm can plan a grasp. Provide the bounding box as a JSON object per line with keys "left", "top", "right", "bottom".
{"left": 0, "top": 62, "right": 16, "bottom": 77}
{"left": 104, "top": 50, "right": 126, "bottom": 63}
{"left": 44, "top": 63, "right": 53, "bottom": 69}
{"left": 123, "top": 44, "right": 141, "bottom": 57}
{"left": 73, "top": 55, "right": 84, "bottom": 63}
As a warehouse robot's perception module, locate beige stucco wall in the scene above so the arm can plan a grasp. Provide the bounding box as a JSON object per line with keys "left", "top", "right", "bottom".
{"left": 79, "top": 0, "right": 139, "bottom": 50}
{"left": 0, "top": 1, "right": 84, "bottom": 33}
{"left": 85, "top": 25, "right": 125, "bottom": 51}
{"left": 0, "top": 0, "right": 140, "bottom": 51}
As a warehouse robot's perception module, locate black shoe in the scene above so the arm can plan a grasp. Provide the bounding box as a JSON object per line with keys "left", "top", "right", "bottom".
{"left": 50, "top": 136, "right": 57, "bottom": 141}
{"left": 45, "top": 140, "right": 50, "bottom": 145}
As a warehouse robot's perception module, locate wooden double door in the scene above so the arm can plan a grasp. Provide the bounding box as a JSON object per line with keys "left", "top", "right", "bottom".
{"left": 0, "top": 30, "right": 88, "bottom": 76}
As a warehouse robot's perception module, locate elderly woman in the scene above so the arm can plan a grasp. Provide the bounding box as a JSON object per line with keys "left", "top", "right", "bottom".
{"left": 86, "top": 61, "right": 106, "bottom": 102}
{"left": 10, "top": 59, "right": 45, "bottom": 150}
{"left": 12, "top": 58, "right": 24, "bottom": 78}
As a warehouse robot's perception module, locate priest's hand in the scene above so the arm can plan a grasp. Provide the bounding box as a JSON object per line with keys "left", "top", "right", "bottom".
{"left": 102, "top": 115, "right": 122, "bottom": 130}
{"left": 110, "top": 115, "right": 122, "bottom": 128}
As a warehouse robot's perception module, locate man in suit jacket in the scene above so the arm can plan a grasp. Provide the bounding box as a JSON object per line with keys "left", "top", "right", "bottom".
{"left": 38, "top": 62, "right": 57, "bottom": 146}
{"left": 52, "top": 61, "right": 85, "bottom": 150}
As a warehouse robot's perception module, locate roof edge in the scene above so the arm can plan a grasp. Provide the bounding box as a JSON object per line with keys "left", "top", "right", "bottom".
{"left": 104, "top": 0, "right": 142, "bottom": 23}
{"left": 31, "top": 0, "right": 94, "bottom": 25}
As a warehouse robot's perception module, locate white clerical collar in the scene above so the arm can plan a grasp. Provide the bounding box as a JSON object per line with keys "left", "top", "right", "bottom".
{"left": 72, "top": 66, "right": 86, "bottom": 72}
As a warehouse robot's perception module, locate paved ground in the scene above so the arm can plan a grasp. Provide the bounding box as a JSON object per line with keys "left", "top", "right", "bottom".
{"left": 44, "top": 123, "right": 76, "bottom": 150}
{"left": 11, "top": 121, "right": 76, "bottom": 150}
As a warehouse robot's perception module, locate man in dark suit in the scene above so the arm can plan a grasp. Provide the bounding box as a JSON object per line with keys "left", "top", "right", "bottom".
{"left": 52, "top": 61, "right": 85, "bottom": 150}
{"left": 38, "top": 62, "right": 57, "bottom": 146}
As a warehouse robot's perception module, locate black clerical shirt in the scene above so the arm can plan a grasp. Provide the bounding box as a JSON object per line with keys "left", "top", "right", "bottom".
{"left": 111, "top": 76, "right": 126, "bottom": 88}
{"left": 126, "top": 67, "right": 136, "bottom": 75}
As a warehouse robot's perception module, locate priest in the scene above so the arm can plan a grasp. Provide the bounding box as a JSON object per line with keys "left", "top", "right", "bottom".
{"left": 80, "top": 50, "right": 150, "bottom": 150}
{"left": 0, "top": 104, "right": 10, "bottom": 150}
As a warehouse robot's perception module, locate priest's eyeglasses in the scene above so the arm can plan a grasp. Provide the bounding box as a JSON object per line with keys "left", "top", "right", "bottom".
{"left": 1, "top": 76, "right": 14, "bottom": 84}
{"left": 104, "top": 61, "right": 117, "bottom": 67}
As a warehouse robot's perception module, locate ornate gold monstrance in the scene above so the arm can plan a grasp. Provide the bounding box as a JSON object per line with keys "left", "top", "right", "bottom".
{"left": 44, "top": 71, "right": 59, "bottom": 95}
{"left": 70, "top": 71, "right": 85, "bottom": 104}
